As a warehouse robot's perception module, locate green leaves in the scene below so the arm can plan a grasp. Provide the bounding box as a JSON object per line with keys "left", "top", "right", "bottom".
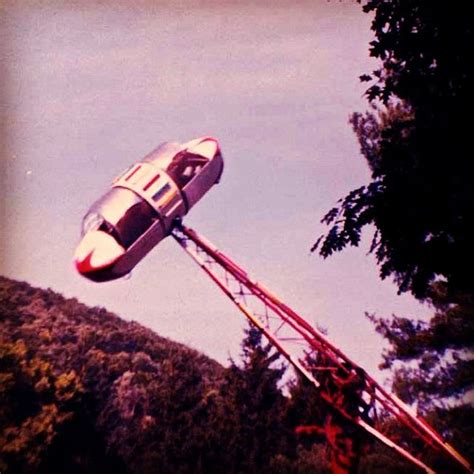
{"left": 313, "top": 184, "right": 380, "bottom": 258}
{"left": 311, "top": 4, "right": 474, "bottom": 468}
{"left": 0, "top": 339, "right": 83, "bottom": 473}
{"left": 0, "top": 277, "right": 303, "bottom": 473}
{"left": 0, "top": 276, "right": 225, "bottom": 474}
{"left": 221, "top": 324, "right": 289, "bottom": 472}
{"left": 313, "top": 3, "right": 474, "bottom": 300}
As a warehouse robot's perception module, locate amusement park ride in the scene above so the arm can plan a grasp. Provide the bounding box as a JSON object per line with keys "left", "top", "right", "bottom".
{"left": 74, "top": 137, "right": 472, "bottom": 474}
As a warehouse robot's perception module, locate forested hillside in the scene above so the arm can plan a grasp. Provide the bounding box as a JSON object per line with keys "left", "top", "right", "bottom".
{"left": 0, "top": 276, "right": 233, "bottom": 473}
{"left": 0, "top": 276, "right": 332, "bottom": 474}
{"left": 0, "top": 276, "right": 435, "bottom": 473}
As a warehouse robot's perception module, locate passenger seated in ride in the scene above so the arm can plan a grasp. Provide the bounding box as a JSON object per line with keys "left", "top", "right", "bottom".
{"left": 182, "top": 166, "right": 194, "bottom": 178}
{"left": 167, "top": 152, "right": 208, "bottom": 188}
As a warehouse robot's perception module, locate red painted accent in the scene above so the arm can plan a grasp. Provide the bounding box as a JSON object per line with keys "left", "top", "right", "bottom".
{"left": 143, "top": 174, "right": 160, "bottom": 191}
{"left": 75, "top": 250, "right": 116, "bottom": 274}
{"left": 125, "top": 165, "right": 141, "bottom": 182}
{"left": 75, "top": 251, "right": 96, "bottom": 274}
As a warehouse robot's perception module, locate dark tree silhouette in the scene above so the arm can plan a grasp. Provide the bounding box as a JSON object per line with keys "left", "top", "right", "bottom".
{"left": 312, "top": 3, "right": 473, "bottom": 470}
{"left": 313, "top": 1, "right": 474, "bottom": 300}
{"left": 219, "top": 323, "right": 290, "bottom": 473}
{"left": 367, "top": 286, "right": 474, "bottom": 467}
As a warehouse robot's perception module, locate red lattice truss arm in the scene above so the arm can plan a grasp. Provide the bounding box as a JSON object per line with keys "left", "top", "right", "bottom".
{"left": 172, "top": 224, "right": 472, "bottom": 474}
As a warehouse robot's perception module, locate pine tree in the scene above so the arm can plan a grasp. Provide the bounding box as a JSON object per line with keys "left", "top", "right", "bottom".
{"left": 219, "top": 323, "right": 289, "bottom": 473}
{"left": 368, "top": 284, "right": 474, "bottom": 466}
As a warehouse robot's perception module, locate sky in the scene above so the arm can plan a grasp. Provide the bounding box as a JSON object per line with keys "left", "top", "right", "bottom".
{"left": 0, "top": 0, "right": 432, "bottom": 382}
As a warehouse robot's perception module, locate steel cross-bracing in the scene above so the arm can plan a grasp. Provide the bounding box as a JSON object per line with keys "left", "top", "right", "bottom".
{"left": 172, "top": 224, "right": 472, "bottom": 474}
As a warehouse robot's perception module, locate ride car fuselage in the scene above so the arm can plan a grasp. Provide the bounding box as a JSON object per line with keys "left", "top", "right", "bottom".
{"left": 74, "top": 137, "right": 223, "bottom": 281}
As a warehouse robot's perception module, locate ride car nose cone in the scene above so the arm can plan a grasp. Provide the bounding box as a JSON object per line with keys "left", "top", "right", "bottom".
{"left": 74, "top": 230, "right": 125, "bottom": 273}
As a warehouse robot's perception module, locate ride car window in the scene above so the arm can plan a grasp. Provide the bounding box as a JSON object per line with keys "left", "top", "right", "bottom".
{"left": 152, "top": 183, "right": 171, "bottom": 202}
{"left": 115, "top": 200, "right": 156, "bottom": 248}
{"left": 84, "top": 187, "right": 158, "bottom": 248}
{"left": 82, "top": 212, "right": 104, "bottom": 235}
{"left": 166, "top": 152, "right": 208, "bottom": 189}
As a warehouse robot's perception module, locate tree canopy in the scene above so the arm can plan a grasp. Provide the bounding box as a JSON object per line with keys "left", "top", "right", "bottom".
{"left": 0, "top": 277, "right": 326, "bottom": 473}
{"left": 312, "top": 2, "right": 473, "bottom": 467}
{"left": 0, "top": 276, "right": 225, "bottom": 474}
{"left": 313, "top": 1, "right": 474, "bottom": 300}
{"left": 220, "top": 323, "right": 291, "bottom": 472}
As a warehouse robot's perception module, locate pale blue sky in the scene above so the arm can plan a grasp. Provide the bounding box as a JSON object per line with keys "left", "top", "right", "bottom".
{"left": 1, "top": 1, "right": 431, "bottom": 381}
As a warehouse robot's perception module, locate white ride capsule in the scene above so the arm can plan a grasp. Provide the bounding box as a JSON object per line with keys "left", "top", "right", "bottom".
{"left": 74, "top": 137, "right": 223, "bottom": 282}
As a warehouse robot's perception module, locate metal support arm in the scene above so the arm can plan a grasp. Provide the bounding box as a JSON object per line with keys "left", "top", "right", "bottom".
{"left": 172, "top": 224, "right": 472, "bottom": 474}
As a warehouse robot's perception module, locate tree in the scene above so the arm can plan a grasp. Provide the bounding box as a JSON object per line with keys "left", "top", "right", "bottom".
{"left": 368, "top": 284, "right": 473, "bottom": 410}
{"left": 0, "top": 276, "right": 229, "bottom": 474}
{"left": 220, "top": 323, "right": 290, "bottom": 473}
{"left": 313, "top": 1, "right": 474, "bottom": 300}
{"left": 367, "top": 285, "right": 474, "bottom": 466}
{"left": 0, "top": 340, "right": 84, "bottom": 474}
{"left": 311, "top": 2, "right": 473, "bottom": 469}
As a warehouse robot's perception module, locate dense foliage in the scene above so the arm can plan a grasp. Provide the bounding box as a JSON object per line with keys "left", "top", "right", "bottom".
{"left": 312, "top": 1, "right": 473, "bottom": 469}
{"left": 220, "top": 325, "right": 290, "bottom": 472}
{"left": 2, "top": 276, "right": 431, "bottom": 473}
{"left": 367, "top": 284, "right": 474, "bottom": 464}
{"left": 0, "top": 276, "right": 328, "bottom": 473}
{"left": 0, "top": 276, "right": 228, "bottom": 474}
{"left": 313, "top": 1, "right": 473, "bottom": 299}
{"left": 369, "top": 285, "right": 473, "bottom": 409}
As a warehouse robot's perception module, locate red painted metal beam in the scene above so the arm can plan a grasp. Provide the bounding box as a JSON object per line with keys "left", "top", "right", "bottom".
{"left": 172, "top": 224, "right": 472, "bottom": 474}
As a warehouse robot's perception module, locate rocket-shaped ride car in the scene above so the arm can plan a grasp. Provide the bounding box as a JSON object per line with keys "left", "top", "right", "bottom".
{"left": 74, "top": 137, "right": 223, "bottom": 282}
